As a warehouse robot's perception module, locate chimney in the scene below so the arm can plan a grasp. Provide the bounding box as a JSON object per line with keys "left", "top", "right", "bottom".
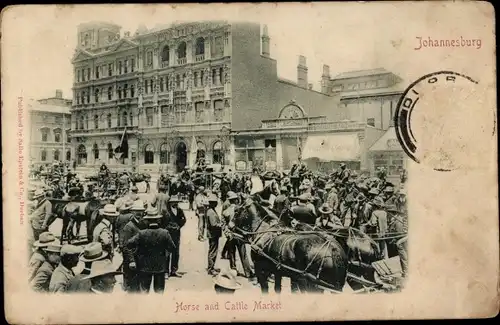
{"left": 261, "top": 25, "right": 270, "bottom": 57}
{"left": 55, "top": 89, "right": 63, "bottom": 98}
{"left": 297, "top": 55, "right": 308, "bottom": 88}
{"left": 321, "top": 64, "right": 331, "bottom": 93}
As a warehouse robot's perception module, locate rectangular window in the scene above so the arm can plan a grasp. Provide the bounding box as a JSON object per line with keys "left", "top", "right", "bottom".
{"left": 212, "top": 69, "right": 217, "bottom": 85}
{"left": 193, "top": 72, "right": 198, "bottom": 87}
{"left": 131, "top": 59, "right": 135, "bottom": 72}
{"left": 144, "top": 80, "right": 148, "bottom": 94}
{"left": 82, "top": 69, "right": 86, "bottom": 82}
{"left": 195, "top": 102, "right": 204, "bottom": 123}
{"left": 118, "top": 61, "right": 122, "bottom": 74}
{"left": 160, "top": 78, "right": 164, "bottom": 92}
{"left": 124, "top": 60, "right": 128, "bottom": 73}
{"left": 108, "top": 63, "right": 113, "bottom": 76}
{"left": 95, "top": 66, "right": 100, "bottom": 79}
{"left": 87, "top": 68, "right": 91, "bottom": 80}
{"left": 214, "top": 99, "right": 223, "bottom": 122}
{"left": 146, "top": 108, "right": 154, "bottom": 126}
{"left": 130, "top": 85, "right": 135, "bottom": 97}
{"left": 77, "top": 70, "right": 81, "bottom": 82}
{"left": 367, "top": 118, "right": 375, "bottom": 127}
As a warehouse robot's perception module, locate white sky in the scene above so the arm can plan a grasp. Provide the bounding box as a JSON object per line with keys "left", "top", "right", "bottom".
{"left": 2, "top": 3, "right": 492, "bottom": 100}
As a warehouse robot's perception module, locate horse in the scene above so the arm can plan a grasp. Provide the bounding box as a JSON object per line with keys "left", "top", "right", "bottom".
{"left": 126, "top": 171, "right": 151, "bottom": 193}
{"left": 45, "top": 198, "right": 101, "bottom": 244}
{"left": 232, "top": 195, "right": 348, "bottom": 294}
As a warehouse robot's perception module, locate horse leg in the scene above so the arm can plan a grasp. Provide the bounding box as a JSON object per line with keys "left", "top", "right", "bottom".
{"left": 60, "top": 218, "right": 69, "bottom": 244}
{"left": 274, "top": 273, "right": 283, "bottom": 294}
{"left": 75, "top": 221, "right": 82, "bottom": 239}
{"left": 290, "top": 279, "right": 301, "bottom": 293}
{"left": 254, "top": 263, "right": 270, "bottom": 294}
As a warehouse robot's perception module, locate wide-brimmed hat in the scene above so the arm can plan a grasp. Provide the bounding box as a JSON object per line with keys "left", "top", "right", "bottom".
{"left": 198, "top": 186, "right": 205, "bottom": 192}
{"left": 227, "top": 191, "right": 238, "bottom": 200}
{"left": 34, "top": 189, "right": 45, "bottom": 198}
{"left": 99, "top": 204, "right": 119, "bottom": 217}
{"left": 384, "top": 186, "right": 395, "bottom": 193}
{"left": 298, "top": 193, "right": 309, "bottom": 202}
{"left": 169, "top": 195, "right": 181, "bottom": 203}
{"left": 372, "top": 197, "right": 385, "bottom": 208}
{"left": 213, "top": 269, "right": 242, "bottom": 290}
{"left": 319, "top": 203, "right": 333, "bottom": 215}
{"left": 143, "top": 208, "right": 162, "bottom": 220}
{"left": 368, "top": 187, "right": 380, "bottom": 195}
{"left": 280, "top": 186, "right": 289, "bottom": 192}
{"left": 82, "top": 259, "right": 122, "bottom": 280}
{"left": 33, "top": 232, "right": 56, "bottom": 247}
{"left": 130, "top": 200, "right": 146, "bottom": 211}
{"left": 61, "top": 244, "right": 83, "bottom": 257}
{"left": 208, "top": 195, "right": 219, "bottom": 203}
{"left": 43, "top": 243, "right": 62, "bottom": 253}
{"left": 119, "top": 200, "right": 133, "bottom": 211}
{"left": 79, "top": 242, "right": 108, "bottom": 262}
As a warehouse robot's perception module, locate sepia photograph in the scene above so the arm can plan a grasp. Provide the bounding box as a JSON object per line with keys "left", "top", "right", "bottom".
{"left": 2, "top": 2, "right": 497, "bottom": 323}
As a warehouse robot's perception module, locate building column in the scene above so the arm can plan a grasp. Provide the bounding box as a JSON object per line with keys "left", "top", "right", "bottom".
{"left": 276, "top": 135, "right": 283, "bottom": 171}
{"left": 228, "top": 138, "right": 236, "bottom": 170}
{"left": 205, "top": 36, "right": 211, "bottom": 60}
{"left": 186, "top": 40, "right": 193, "bottom": 64}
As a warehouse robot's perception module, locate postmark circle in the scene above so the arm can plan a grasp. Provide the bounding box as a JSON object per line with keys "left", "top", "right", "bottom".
{"left": 394, "top": 71, "right": 492, "bottom": 171}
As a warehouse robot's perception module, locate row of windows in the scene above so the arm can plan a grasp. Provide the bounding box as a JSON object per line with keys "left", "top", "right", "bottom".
{"left": 143, "top": 141, "right": 224, "bottom": 164}
{"left": 76, "top": 84, "right": 135, "bottom": 104}
{"left": 76, "top": 59, "right": 136, "bottom": 82}
{"left": 40, "top": 129, "right": 69, "bottom": 143}
{"left": 40, "top": 149, "right": 71, "bottom": 162}
{"left": 75, "top": 111, "right": 133, "bottom": 130}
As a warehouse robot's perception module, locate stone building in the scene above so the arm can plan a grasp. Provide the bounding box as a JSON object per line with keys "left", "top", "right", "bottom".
{"left": 29, "top": 90, "right": 72, "bottom": 168}
{"left": 70, "top": 21, "right": 405, "bottom": 175}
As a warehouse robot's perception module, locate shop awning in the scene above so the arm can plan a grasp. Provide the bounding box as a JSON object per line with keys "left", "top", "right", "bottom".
{"left": 301, "top": 134, "right": 361, "bottom": 161}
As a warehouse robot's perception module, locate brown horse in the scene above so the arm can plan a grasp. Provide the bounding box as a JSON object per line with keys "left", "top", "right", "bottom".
{"left": 232, "top": 198, "right": 348, "bottom": 294}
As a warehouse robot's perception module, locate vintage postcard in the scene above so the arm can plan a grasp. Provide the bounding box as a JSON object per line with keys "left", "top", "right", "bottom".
{"left": 2, "top": 2, "right": 498, "bottom": 323}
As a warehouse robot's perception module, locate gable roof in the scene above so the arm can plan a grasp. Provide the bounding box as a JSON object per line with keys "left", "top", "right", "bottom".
{"left": 72, "top": 48, "right": 94, "bottom": 62}
{"left": 369, "top": 126, "right": 403, "bottom": 152}
{"left": 108, "top": 38, "right": 138, "bottom": 53}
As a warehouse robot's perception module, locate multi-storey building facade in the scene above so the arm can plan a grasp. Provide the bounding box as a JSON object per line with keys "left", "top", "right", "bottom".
{"left": 29, "top": 90, "right": 72, "bottom": 168}
{"left": 70, "top": 21, "right": 404, "bottom": 178}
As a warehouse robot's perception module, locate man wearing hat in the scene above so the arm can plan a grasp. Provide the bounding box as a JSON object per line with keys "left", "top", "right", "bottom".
{"left": 31, "top": 243, "right": 62, "bottom": 292}
{"left": 315, "top": 203, "right": 342, "bottom": 231}
{"left": 120, "top": 200, "right": 147, "bottom": 292}
{"left": 30, "top": 189, "right": 52, "bottom": 241}
{"left": 163, "top": 195, "right": 186, "bottom": 277}
{"left": 290, "top": 193, "right": 317, "bottom": 226}
{"left": 213, "top": 268, "right": 242, "bottom": 294}
{"left": 93, "top": 204, "right": 119, "bottom": 261}
{"left": 299, "top": 179, "right": 313, "bottom": 195}
{"left": 151, "top": 183, "right": 170, "bottom": 218}
{"left": 206, "top": 194, "right": 223, "bottom": 276}
{"left": 67, "top": 242, "right": 109, "bottom": 293}
{"left": 114, "top": 200, "right": 134, "bottom": 245}
{"left": 289, "top": 163, "right": 301, "bottom": 197}
{"left": 274, "top": 186, "right": 290, "bottom": 216}
{"left": 49, "top": 244, "right": 83, "bottom": 293}
{"left": 194, "top": 186, "right": 208, "bottom": 241}
{"left": 127, "top": 208, "right": 176, "bottom": 293}
{"left": 28, "top": 231, "right": 57, "bottom": 282}
{"left": 84, "top": 259, "right": 122, "bottom": 294}
{"left": 127, "top": 185, "right": 140, "bottom": 202}
{"left": 361, "top": 196, "right": 389, "bottom": 258}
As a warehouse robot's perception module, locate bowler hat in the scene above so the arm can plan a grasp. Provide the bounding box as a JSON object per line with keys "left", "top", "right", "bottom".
{"left": 82, "top": 259, "right": 122, "bottom": 280}
{"left": 79, "top": 242, "right": 108, "bottom": 262}
{"left": 99, "top": 204, "right": 119, "bottom": 217}
{"left": 33, "top": 232, "right": 56, "bottom": 247}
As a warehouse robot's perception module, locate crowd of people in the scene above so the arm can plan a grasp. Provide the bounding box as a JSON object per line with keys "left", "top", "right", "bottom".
{"left": 27, "top": 161, "right": 408, "bottom": 294}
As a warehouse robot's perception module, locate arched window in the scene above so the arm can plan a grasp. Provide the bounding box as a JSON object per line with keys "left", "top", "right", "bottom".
{"left": 107, "top": 114, "right": 112, "bottom": 128}
{"left": 123, "top": 84, "right": 128, "bottom": 98}
{"left": 66, "top": 150, "right": 71, "bottom": 161}
{"left": 94, "top": 114, "right": 99, "bottom": 129}
{"left": 176, "top": 75, "right": 181, "bottom": 88}
{"left": 107, "top": 87, "right": 113, "bottom": 100}
{"left": 93, "top": 143, "right": 99, "bottom": 160}
{"left": 54, "top": 131, "right": 61, "bottom": 143}
{"left": 118, "top": 61, "right": 122, "bottom": 74}
{"left": 41, "top": 149, "right": 47, "bottom": 162}
{"left": 123, "top": 111, "right": 128, "bottom": 126}
{"left": 85, "top": 115, "right": 89, "bottom": 129}
{"left": 177, "top": 42, "right": 186, "bottom": 59}
{"left": 161, "top": 45, "right": 170, "bottom": 62}
{"left": 196, "top": 141, "right": 206, "bottom": 161}
{"left": 41, "top": 128, "right": 49, "bottom": 142}
{"left": 213, "top": 141, "right": 223, "bottom": 164}
{"left": 77, "top": 144, "right": 87, "bottom": 165}
{"left": 160, "top": 78, "right": 165, "bottom": 92}
{"left": 195, "top": 37, "right": 205, "bottom": 55}
{"left": 129, "top": 112, "right": 133, "bottom": 126}
{"left": 79, "top": 116, "right": 84, "bottom": 130}
{"left": 144, "top": 144, "right": 154, "bottom": 164}
{"left": 107, "top": 143, "right": 114, "bottom": 159}
{"left": 160, "top": 143, "right": 169, "bottom": 164}
{"left": 94, "top": 88, "right": 99, "bottom": 102}
{"left": 54, "top": 149, "right": 60, "bottom": 161}
{"left": 146, "top": 51, "right": 153, "bottom": 66}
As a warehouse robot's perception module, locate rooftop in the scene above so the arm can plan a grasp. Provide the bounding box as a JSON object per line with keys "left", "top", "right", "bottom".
{"left": 340, "top": 84, "right": 404, "bottom": 99}
{"left": 369, "top": 126, "right": 403, "bottom": 152}
{"left": 332, "top": 68, "right": 391, "bottom": 80}
{"left": 28, "top": 99, "right": 71, "bottom": 115}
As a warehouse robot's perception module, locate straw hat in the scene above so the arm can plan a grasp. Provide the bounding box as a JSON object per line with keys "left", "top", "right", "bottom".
{"left": 298, "top": 193, "right": 309, "bottom": 202}
{"left": 143, "top": 208, "right": 162, "bottom": 220}
{"left": 99, "top": 204, "right": 119, "bottom": 217}
{"left": 79, "top": 242, "right": 108, "bottom": 262}
{"left": 33, "top": 232, "right": 56, "bottom": 247}
{"left": 318, "top": 203, "right": 333, "bottom": 215}
{"left": 227, "top": 191, "right": 238, "bottom": 200}
{"left": 34, "top": 189, "right": 45, "bottom": 198}
{"left": 44, "top": 243, "right": 62, "bottom": 254}
{"left": 82, "top": 259, "right": 122, "bottom": 280}
{"left": 119, "top": 200, "right": 133, "bottom": 212}
{"left": 130, "top": 200, "right": 146, "bottom": 211}
{"left": 208, "top": 195, "right": 219, "bottom": 203}
{"left": 213, "top": 269, "right": 242, "bottom": 290}
{"left": 368, "top": 187, "right": 380, "bottom": 195}
{"left": 61, "top": 244, "right": 83, "bottom": 257}
{"left": 169, "top": 195, "right": 181, "bottom": 203}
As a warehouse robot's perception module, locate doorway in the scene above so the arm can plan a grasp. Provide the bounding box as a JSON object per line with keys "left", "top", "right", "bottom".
{"left": 175, "top": 142, "right": 187, "bottom": 172}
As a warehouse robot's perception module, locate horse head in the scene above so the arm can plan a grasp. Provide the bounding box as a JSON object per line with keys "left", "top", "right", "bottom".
{"left": 233, "top": 196, "right": 278, "bottom": 235}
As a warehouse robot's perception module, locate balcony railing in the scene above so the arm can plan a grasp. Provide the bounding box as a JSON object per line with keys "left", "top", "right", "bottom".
{"left": 161, "top": 61, "right": 170, "bottom": 68}
{"left": 177, "top": 57, "right": 187, "bottom": 65}
{"left": 195, "top": 54, "right": 205, "bottom": 62}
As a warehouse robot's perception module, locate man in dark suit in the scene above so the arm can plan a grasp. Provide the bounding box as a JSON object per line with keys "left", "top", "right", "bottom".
{"left": 127, "top": 208, "right": 176, "bottom": 294}
{"left": 162, "top": 195, "right": 186, "bottom": 277}
{"left": 206, "top": 195, "right": 222, "bottom": 276}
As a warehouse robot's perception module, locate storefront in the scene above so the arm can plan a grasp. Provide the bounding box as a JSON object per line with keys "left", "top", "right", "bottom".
{"left": 234, "top": 136, "right": 277, "bottom": 172}
{"left": 368, "top": 126, "right": 407, "bottom": 184}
